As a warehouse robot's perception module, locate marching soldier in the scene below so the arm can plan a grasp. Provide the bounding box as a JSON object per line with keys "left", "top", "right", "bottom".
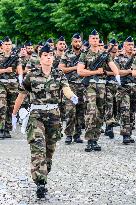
{"left": 0, "top": 36, "right": 23, "bottom": 138}
{"left": 59, "top": 33, "right": 85, "bottom": 144}
{"left": 115, "top": 36, "right": 135, "bottom": 144}
{"left": 77, "top": 29, "right": 120, "bottom": 152}
{"left": 12, "top": 44, "right": 78, "bottom": 198}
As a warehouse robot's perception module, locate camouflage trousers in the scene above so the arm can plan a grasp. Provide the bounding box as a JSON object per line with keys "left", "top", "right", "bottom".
{"left": 64, "top": 83, "right": 85, "bottom": 137}
{"left": 27, "top": 108, "right": 62, "bottom": 184}
{"left": 116, "top": 85, "right": 136, "bottom": 136}
{"left": 85, "top": 83, "right": 106, "bottom": 141}
{"left": 0, "top": 82, "right": 18, "bottom": 131}
{"left": 105, "top": 83, "right": 118, "bottom": 125}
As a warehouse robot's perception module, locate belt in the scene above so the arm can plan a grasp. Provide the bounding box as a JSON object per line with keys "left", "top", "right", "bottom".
{"left": 31, "top": 103, "right": 58, "bottom": 111}
{"left": 0, "top": 79, "right": 17, "bottom": 83}
{"left": 89, "top": 79, "right": 106, "bottom": 84}
{"left": 107, "top": 80, "right": 117, "bottom": 85}
{"left": 123, "top": 83, "right": 135, "bottom": 86}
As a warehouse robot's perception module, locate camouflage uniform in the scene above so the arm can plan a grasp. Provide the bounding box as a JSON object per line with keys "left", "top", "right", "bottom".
{"left": 19, "top": 68, "right": 69, "bottom": 184}
{"left": 26, "top": 52, "right": 40, "bottom": 71}
{"left": 115, "top": 54, "right": 136, "bottom": 136}
{"left": 79, "top": 49, "right": 112, "bottom": 141}
{"left": 60, "top": 48, "right": 85, "bottom": 138}
{"left": 105, "top": 61, "right": 118, "bottom": 126}
{"left": 0, "top": 52, "right": 19, "bottom": 132}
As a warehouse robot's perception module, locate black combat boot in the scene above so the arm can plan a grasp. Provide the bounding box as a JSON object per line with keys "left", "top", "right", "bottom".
{"left": 106, "top": 125, "right": 114, "bottom": 139}
{"left": 0, "top": 130, "right": 5, "bottom": 139}
{"left": 36, "top": 181, "right": 48, "bottom": 199}
{"left": 4, "top": 130, "right": 11, "bottom": 138}
{"left": 85, "top": 140, "right": 93, "bottom": 152}
{"left": 104, "top": 125, "right": 109, "bottom": 136}
{"left": 129, "top": 136, "right": 135, "bottom": 143}
{"left": 73, "top": 134, "right": 83, "bottom": 143}
{"left": 123, "top": 135, "right": 131, "bottom": 144}
{"left": 92, "top": 141, "right": 101, "bottom": 151}
{"left": 65, "top": 136, "right": 72, "bottom": 145}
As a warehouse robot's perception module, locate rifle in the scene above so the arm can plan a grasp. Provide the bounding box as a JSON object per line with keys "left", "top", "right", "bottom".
{"left": 82, "top": 44, "right": 115, "bottom": 87}
{"left": 1, "top": 48, "right": 20, "bottom": 68}
{"left": 120, "top": 54, "right": 135, "bottom": 85}
{"left": 65, "top": 54, "right": 80, "bottom": 81}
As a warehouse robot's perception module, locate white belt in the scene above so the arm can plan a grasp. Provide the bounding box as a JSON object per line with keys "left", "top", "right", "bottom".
{"left": 107, "top": 80, "right": 117, "bottom": 84}
{"left": 0, "top": 79, "right": 17, "bottom": 83}
{"left": 124, "top": 83, "right": 135, "bottom": 86}
{"left": 31, "top": 103, "right": 58, "bottom": 111}
{"left": 89, "top": 79, "right": 106, "bottom": 84}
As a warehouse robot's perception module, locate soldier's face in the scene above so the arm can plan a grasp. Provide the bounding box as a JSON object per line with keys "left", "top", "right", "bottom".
{"left": 2, "top": 41, "right": 12, "bottom": 52}
{"left": 26, "top": 46, "right": 34, "bottom": 55}
{"left": 124, "top": 42, "right": 134, "bottom": 53}
{"left": 40, "top": 52, "right": 54, "bottom": 66}
{"left": 56, "top": 41, "right": 66, "bottom": 51}
{"left": 99, "top": 44, "right": 104, "bottom": 51}
{"left": 49, "top": 43, "right": 54, "bottom": 49}
{"left": 109, "top": 44, "right": 118, "bottom": 53}
{"left": 89, "top": 35, "right": 99, "bottom": 47}
{"left": 133, "top": 48, "right": 136, "bottom": 54}
{"left": 72, "top": 38, "right": 82, "bottom": 50}
{"left": 0, "top": 46, "right": 3, "bottom": 52}
{"left": 20, "top": 48, "right": 27, "bottom": 57}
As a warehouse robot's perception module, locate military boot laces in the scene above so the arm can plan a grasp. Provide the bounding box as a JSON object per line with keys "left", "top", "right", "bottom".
{"left": 36, "top": 183, "right": 48, "bottom": 199}
{"left": 123, "top": 135, "right": 131, "bottom": 145}
{"left": 65, "top": 136, "right": 72, "bottom": 145}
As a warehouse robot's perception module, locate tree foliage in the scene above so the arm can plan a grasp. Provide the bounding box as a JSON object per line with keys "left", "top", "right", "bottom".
{"left": 0, "top": 0, "right": 135, "bottom": 43}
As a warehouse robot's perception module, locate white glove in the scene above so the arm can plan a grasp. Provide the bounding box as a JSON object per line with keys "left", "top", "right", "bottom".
{"left": 18, "top": 74, "right": 23, "bottom": 86}
{"left": 115, "top": 75, "right": 121, "bottom": 85}
{"left": 12, "top": 114, "right": 17, "bottom": 131}
{"left": 71, "top": 95, "right": 78, "bottom": 105}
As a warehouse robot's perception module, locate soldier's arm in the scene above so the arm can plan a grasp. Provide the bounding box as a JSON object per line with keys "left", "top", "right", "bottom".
{"left": 77, "top": 63, "right": 103, "bottom": 77}
{"left": 59, "top": 63, "right": 77, "bottom": 73}
{"left": 131, "top": 58, "right": 136, "bottom": 76}
{"left": 0, "top": 67, "right": 12, "bottom": 74}
{"left": 108, "top": 61, "right": 120, "bottom": 76}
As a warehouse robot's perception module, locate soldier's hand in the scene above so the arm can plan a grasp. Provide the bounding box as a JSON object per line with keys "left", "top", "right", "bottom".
{"left": 24, "top": 67, "right": 31, "bottom": 73}
{"left": 97, "top": 67, "right": 104, "bottom": 75}
{"left": 6, "top": 67, "right": 13, "bottom": 73}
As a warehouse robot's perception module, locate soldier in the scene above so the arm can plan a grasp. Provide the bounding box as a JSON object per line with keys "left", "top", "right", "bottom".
{"left": 115, "top": 36, "right": 135, "bottom": 144}
{"left": 105, "top": 39, "right": 119, "bottom": 139}
{"left": 35, "top": 41, "right": 44, "bottom": 56}
{"left": 99, "top": 39, "right": 104, "bottom": 51}
{"left": 0, "top": 36, "right": 23, "bottom": 139}
{"left": 59, "top": 33, "right": 85, "bottom": 144}
{"left": 77, "top": 29, "right": 120, "bottom": 152}
{"left": 46, "top": 38, "right": 55, "bottom": 50}
{"left": 12, "top": 44, "right": 78, "bottom": 198}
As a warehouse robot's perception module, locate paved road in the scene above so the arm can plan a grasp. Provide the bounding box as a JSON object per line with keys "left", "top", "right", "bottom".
{"left": 0, "top": 125, "right": 136, "bottom": 205}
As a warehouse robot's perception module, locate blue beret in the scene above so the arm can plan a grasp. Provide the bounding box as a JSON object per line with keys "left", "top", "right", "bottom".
{"left": 125, "top": 36, "right": 134, "bottom": 42}
{"left": 58, "top": 36, "right": 65, "bottom": 41}
{"left": 38, "top": 41, "right": 44, "bottom": 46}
{"left": 104, "top": 45, "right": 108, "bottom": 49}
{"left": 0, "top": 40, "right": 3, "bottom": 46}
{"left": 90, "top": 29, "right": 99, "bottom": 36}
{"left": 118, "top": 44, "right": 123, "bottom": 50}
{"left": 83, "top": 41, "right": 89, "bottom": 47}
{"left": 99, "top": 39, "right": 104, "bottom": 44}
{"left": 72, "top": 33, "right": 81, "bottom": 39}
{"left": 46, "top": 38, "right": 54, "bottom": 43}
{"left": 40, "top": 43, "right": 53, "bottom": 53}
{"left": 109, "top": 39, "right": 117, "bottom": 45}
{"left": 26, "top": 42, "right": 33, "bottom": 46}
{"left": 3, "top": 36, "right": 11, "bottom": 42}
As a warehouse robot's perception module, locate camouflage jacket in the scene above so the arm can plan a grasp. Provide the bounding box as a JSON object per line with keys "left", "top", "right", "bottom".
{"left": 115, "top": 54, "right": 136, "bottom": 84}
{"left": 26, "top": 53, "right": 40, "bottom": 71}
{"left": 0, "top": 52, "right": 20, "bottom": 81}
{"left": 19, "top": 56, "right": 30, "bottom": 71}
{"left": 79, "top": 48, "right": 112, "bottom": 81}
{"left": 60, "top": 48, "right": 81, "bottom": 83}
{"left": 19, "top": 68, "right": 69, "bottom": 105}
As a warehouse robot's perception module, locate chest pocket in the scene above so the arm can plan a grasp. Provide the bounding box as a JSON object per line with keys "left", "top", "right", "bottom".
{"left": 31, "top": 80, "right": 45, "bottom": 93}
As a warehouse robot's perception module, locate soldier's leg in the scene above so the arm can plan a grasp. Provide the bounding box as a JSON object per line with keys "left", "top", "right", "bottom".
{"left": 119, "top": 87, "right": 131, "bottom": 144}
{"left": 85, "top": 83, "right": 102, "bottom": 152}
{"left": 64, "top": 83, "right": 76, "bottom": 144}
{"left": 45, "top": 108, "right": 62, "bottom": 173}
{"left": 0, "top": 83, "right": 7, "bottom": 138}
{"left": 5, "top": 83, "right": 18, "bottom": 137}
